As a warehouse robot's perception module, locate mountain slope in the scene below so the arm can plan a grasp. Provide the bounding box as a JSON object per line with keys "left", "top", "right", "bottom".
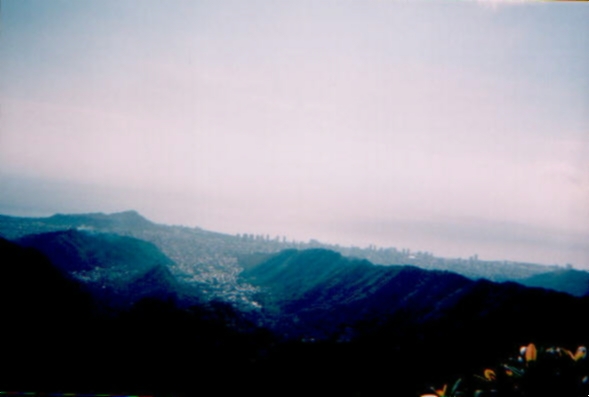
{"left": 0, "top": 211, "right": 564, "bottom": 296}
{"left": 16, "top": 229, "right": 181, "bottom": 308}
{"left": 242, "top": 248, "right": 469, "bottom": 313}
{"left": 0, "top": 237, "right": 95, "bottom": 391}
{"left": 241, "top": 249, "right": 467, "bottom": 337}
{"left": 0, "top": 236, "right": 273, "bottom": 395}
{"left": 0, "top": 236, "right": 94, "bottom": 323}
{"left": 236, "top": 248, "right": 589, "bottom": 396}
{"left": 518, "top": 268, "right": 589, "bottom": 297}
{"left": 241, "top": 249, "right": 589, "bottom": 342}
{"left": 0, "top": 211, "right": 266, "bottom": 306}
{"left": 1, "top": 231, "right": 587, "bottom": 396}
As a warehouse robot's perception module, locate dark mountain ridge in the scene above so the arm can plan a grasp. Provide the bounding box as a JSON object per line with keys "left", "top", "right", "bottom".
{"left": 16, "top": 229, "right": 182, "bottom": 309}
{"left": 519, "top": 267, "right": 589, "bottom": 297}
{"left": 241, "top": 249, "right": 589, "bottom": 345}
{"left": 1, "top": 228, "right": 587, "bottom": 396}
{"left": 0, "top": 237, "right": 272, "bottom": 395}
{"left": 238, "top": 248, "right": 589, "bottom": 396}
{"left": 0, "top": 211, "right": 573, "bottom": 295}
{"left": 47, "top": 210, "right": 155, "bottom": 230}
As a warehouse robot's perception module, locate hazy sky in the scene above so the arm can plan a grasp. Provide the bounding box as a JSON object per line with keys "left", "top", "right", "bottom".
{"left": 1, "top": 0, "right": 588, "bottom": 267}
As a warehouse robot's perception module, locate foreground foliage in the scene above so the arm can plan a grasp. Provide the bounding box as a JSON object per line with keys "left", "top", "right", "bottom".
{"left": 421, "top": 343, "right": 588, "bottom": 397}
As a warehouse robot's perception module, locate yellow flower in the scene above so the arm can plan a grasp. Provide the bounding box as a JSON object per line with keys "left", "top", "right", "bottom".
{"left": 573, "top": 346, "right": 587, "bottom": 361}
{"left": 484, "top": 369, "right": 496, "bottom": 381}
{"left": 525, "top": 343, "right": 537, "bottom": 362}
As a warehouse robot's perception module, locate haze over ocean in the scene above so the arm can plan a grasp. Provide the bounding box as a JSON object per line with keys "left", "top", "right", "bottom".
{"left": 1, "top": 1, "right": 588, "bottom": 267}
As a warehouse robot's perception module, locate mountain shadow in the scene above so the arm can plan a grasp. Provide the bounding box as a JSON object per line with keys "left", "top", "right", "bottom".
{"left": 0, "top": 237, "right": 95, "bottom": 392}
{"left": 0, "top": 236, "right": 274, "bottom": 396}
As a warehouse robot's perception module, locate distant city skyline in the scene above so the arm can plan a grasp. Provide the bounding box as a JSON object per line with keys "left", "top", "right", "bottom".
{"left": 1, "top": 1, "right": 588, "bottom": 268}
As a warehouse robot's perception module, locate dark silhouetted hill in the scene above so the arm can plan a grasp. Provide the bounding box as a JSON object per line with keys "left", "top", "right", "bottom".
{"left": 1, "top": 233, "right": 587, "bottom": 397}
{"left": 47, "top": 210, "right": 156, "bottom": 230}
{"left": 518, "top": 268, "right": 589, "bottom": 297}
{"left": 0, "top": 236, "right": 272, "bottom": 396}
{"left": 236, "top": 248, "right": 589, "bottom": 396}
{"left": 0, "top": 211, "right": 568, "bottom": 299}
{"left": 16, "top": 229, "right": 181, "bottom": 308}
{"left": 241, "top": 249, "right": 471, "bottom": 337}
{"left": 0, "top": 237, "right": 94, "bottom": 392}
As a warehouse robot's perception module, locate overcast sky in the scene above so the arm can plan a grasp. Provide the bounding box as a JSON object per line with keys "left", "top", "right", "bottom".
{"left": 1, "top": 0, "right": 588, "bottom": 267}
